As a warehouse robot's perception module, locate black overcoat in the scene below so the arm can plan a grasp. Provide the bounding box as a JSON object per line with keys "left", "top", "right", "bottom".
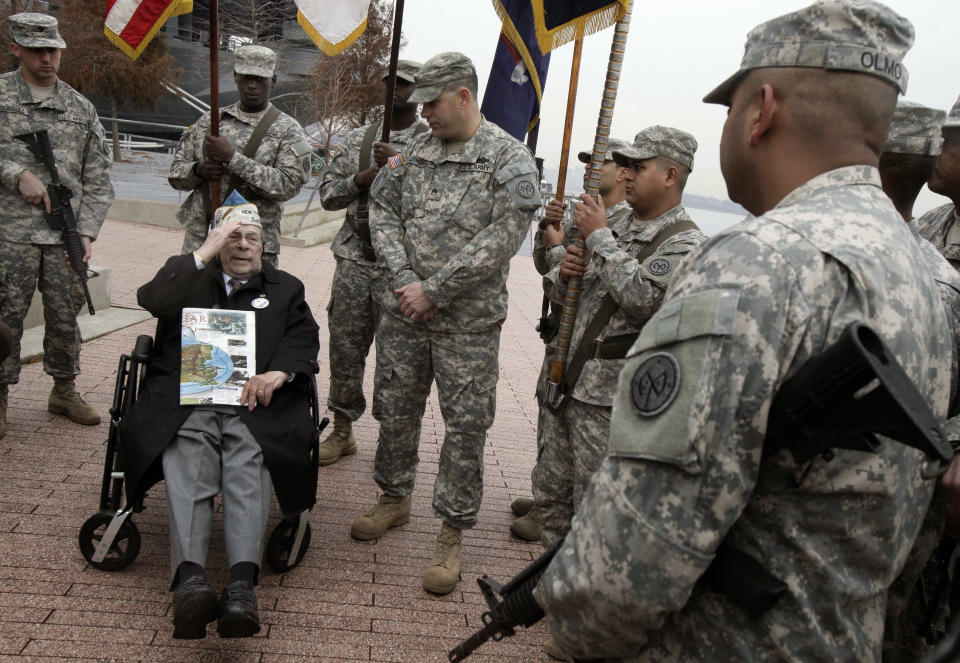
{"left": 119, "top": 254, "right": 320, "bottom": 515}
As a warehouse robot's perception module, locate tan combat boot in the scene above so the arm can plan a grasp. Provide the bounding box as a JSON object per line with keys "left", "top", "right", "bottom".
{"left": 0, "top": 384, "right": 7, "bottom": 440}
{"left": 423, "top": 522, "right": 462, "bottom": 595}
{"left": 48, "top": 377, "right": 100, "bottom": 425}
{"left": 317, "top": 413, "right": 357, "bottom": 466}
{"left": 510, "top": 513, "right": 541, "bottom": 541}
{"left": 350, "top": 495, "right": 411, "bottom": 540}
{"left": 510, "top": 496, "right": 533, "bottom": 517}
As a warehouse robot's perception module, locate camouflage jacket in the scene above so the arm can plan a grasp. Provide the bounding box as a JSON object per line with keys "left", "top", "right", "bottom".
{"left": 321, "top": 119, "right": 428, "bottom": 263}
{"left": 912, "top": 203, "right": 960, "bottom": 268}
{"left": 534, "top": 166, "right": 954, "bottom": 662}
{"left": 369, "top": 118, "right": 540, "bottom": 332}
{"left": 533, "top": 199, "right": 631, "bottom": 276}
{"left": 168, "top": 102, "right": 311, "bottom": 254}
{"left": 540, "top": 204, "right": 705, "bottom": 407}
{"left": 0, "top": 70, "right": 113, "bottom": 244}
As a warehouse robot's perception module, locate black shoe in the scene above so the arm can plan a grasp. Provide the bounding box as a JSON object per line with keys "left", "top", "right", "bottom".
{"left": 171, "top": 577, "right": 219, "bottom": 639}
{"left": 217, "top": 581, "right": 260, "bottom": 638}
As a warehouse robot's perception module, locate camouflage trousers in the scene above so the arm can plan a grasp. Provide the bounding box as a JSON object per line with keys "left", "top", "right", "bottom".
{"left": 181, "top": 220, "right": 279, "bottom": 267}
{"left": 325, "top": 256, "right": 386, "bottom": 421}
{"left": 0, "top": 241, "right": 84, "bottom": 383}
{"left": 531, "top": 396, "right": 611, "bottom": 548}
{"left": 372, "top": 312, "right": 500, "bottom": 529}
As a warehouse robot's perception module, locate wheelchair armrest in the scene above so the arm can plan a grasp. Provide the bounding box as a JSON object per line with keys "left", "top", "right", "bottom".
{"left": 132, "top": 335, "right": 153, "bottom": 363}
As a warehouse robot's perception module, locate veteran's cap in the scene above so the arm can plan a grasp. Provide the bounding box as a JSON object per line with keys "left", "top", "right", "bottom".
{"left": 384, "top": 59, "right": 422, "bottom": 84}
{"left": 9, "top": 12, "right": 65, "bottom": 49}
{"left": 883, "top": 101, "right": 946, "bottom": 156}
{"left": 612, "top": 126, "right": 698, "bottom": 171}
{"left": 945, "top": 94, "right": 960, "bottom": 129}
{"left": 704, "top": 0, "right": 914, "bottom": 105}
{"left": 213, "top": 191, "right": 263, "bottom": 230}
{"left": 578, "top": 138, "right": 632, "bottom": 164}
{"left": 234, "top": 44, "right": 277, "bottom": 78}
{"left": 409, "top": 52, "right": 476, "bottom": 103}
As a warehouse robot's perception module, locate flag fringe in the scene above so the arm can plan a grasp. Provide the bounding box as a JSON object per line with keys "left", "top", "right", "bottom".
{"left": 298, "top": 10, "right": 368, "bottom": 56}
{"left": 526, "top": 0, "right": 627, "bottom": 54}
{"left": 105, "top": 0, "right": 192, "bottom": 61}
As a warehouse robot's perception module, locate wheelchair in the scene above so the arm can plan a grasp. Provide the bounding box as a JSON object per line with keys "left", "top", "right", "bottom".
{"left": 78, "top": 334, "right": 329, "bottom": 573}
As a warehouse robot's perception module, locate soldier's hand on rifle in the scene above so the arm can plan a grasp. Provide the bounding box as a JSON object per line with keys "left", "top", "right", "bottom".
{"left": 372, "top": 141, "right": 397, "bottom": 168}
{"left": 354, "top": 165, "right": 380, "bottom": 189}
{"left": 560, "top": 244, "right": 587, "bottom": 283}
{"left": 195, "top": 219, "right": 243, "bottom": 264}
{"left": 204, "top": 134, "right": 235, "bottom": 164}
{"left": 194, "top": 159, "right": 224, "bottom": 181}
{"left": 80, "top": 236, "right": 92, "bottom": 263}
{"left": 573, "top": 193, "right": 608, "bottom": 238}
{"left": 17, "top": 170, "right": 51, "bottom": 213}
{"left": 396, "top": 281, "right": 436, "bottom": 321}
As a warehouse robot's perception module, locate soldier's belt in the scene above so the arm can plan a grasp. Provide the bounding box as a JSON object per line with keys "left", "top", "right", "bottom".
{"left": 591, "top": 332, "right": 639, "bottom": 360}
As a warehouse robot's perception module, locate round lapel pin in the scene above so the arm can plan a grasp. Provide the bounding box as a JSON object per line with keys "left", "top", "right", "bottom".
{"left": 251, "top": 296, "right": 269, "bottom": 309}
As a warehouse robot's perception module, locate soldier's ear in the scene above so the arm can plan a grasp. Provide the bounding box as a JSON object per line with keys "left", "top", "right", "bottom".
{"left": 10, "top": 43, "right": 20, "bottom": 59}
{"left": 271, "top": 73, "right": 277, "bottom": 86}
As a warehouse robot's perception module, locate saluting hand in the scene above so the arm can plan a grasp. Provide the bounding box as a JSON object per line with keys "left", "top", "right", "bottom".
{"left": 195, "top": 219, "right": 243, "bottom": 264}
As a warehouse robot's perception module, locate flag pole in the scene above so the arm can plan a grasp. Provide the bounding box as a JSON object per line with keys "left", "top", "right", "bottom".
{"left": 546, "top": 0, "right": 633, "bottom": 409}
{"left": 209, "top": 0, "right": 220, "bottom": 215}
{"left": 553, "top": 35, "right": 584, "bottom": 204}
{"left": 380, "top": 0, "right": 405, "bottom": 141}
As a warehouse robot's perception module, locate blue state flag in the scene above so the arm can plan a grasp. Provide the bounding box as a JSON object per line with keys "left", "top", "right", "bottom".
{"left": 482, "top": 0, "right": 551, "bottom": 142}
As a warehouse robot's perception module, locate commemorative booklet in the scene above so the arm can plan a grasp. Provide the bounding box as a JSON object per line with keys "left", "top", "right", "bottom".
{"left": 180, "top": 308, "right": 256, "bottom": 406}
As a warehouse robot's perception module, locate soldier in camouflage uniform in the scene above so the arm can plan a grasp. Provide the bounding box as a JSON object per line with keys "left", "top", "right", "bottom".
{"left": 0, "top": 13, "right": 114, "bottom": 437}
{"left": 534, "top": 2, "right": 957, "bottom": 661}
{"left": 913, "top": 96, "right": 960, "bottom": 269}
{"left": 351, "top": 52, "right": 540, "bottom": 596}
{"left": 169, "top": 45, "right": 311, "bottom": 267}
{"left": 512, "top": 138, "right": 632, "bottom": 542}
{"left": 531, "top": 127, "right": 705, "bottom": 557}
{"left": 884, "top": 98, "right": 960, "bottom": 661}
{"left": 317, "top": 59, "right": 425, "bottom": 465}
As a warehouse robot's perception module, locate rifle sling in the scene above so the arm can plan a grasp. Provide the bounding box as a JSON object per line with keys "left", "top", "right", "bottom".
{"left": 351, "top": 121, "right": 430, "bottom": 262}
{"left": 558, "top": 218, "right": 699, "bottom": 396}
{"left": 202, "top": 105, "right": 282, "bottom": 219}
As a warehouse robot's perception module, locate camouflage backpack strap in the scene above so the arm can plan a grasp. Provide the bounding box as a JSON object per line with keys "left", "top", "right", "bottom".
{"left": 352, "top": 122, "right": 382, "bottom": 262}
{"left": 227, "top": 104, "right": 282, "bottom": 199}
{"left": 558, "top": 218, "right": 700, "bottom": 397}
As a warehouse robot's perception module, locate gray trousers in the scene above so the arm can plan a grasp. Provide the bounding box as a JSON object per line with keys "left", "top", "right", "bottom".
{"left": 162, "top": 409, "right": 272, "bottom": 581}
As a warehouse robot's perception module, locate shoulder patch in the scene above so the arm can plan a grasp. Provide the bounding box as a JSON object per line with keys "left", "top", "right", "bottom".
{"left": 517, "top": 180, "right": 536, "bottom": 199}
{"left": 648, "top": 258, "right": 671, "bottom": 276}
{"left": 388, "top": 153, "right": 404, "bottom": 169}
{"left": 630, "top": 352, "right": 681, "bottom": 416}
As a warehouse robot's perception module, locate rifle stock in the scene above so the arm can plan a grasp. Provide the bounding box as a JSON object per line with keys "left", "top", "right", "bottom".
{"left": 14, "top": 130, "right": 95, "bottom": 315}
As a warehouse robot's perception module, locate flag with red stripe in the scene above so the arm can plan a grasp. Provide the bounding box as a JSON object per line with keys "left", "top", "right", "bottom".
{"left": 105, "top": 0, "right": 193, "bottom": 60}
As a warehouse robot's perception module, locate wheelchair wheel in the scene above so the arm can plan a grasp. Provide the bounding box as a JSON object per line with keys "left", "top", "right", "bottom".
{"left": 79, "top": 512, "right": 141, "bottom": 571}
{"left": 266, "top": 519, "right": 311, "bottom": 572}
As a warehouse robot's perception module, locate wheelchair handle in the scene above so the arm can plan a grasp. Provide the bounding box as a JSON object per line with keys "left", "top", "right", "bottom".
{"left": 132, "top": 335, "right": 153, "bottom": 363}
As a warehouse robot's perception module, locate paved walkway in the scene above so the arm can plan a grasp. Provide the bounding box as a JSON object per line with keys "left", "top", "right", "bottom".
{"left": 0, "top": 219, "right": 556, "bottom": 662}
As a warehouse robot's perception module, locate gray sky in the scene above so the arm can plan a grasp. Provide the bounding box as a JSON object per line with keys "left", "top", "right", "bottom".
{"left": 397, "top": 0, "right": 957, "bottom": 212}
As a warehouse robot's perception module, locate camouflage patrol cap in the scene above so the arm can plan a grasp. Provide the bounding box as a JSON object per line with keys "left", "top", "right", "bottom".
{"left": 883, "top": 101, "right": 946, "bottom": 156}
{"left": 409, "top": 52, "right": 476, "bottom": 103}
{"left": 9, "top": 13, "right": 66, "bottom": 49}
{"left": 945, "top": 94, "right": 960, "bottom": 129}
{"left": 704, "top": 0, "right": 914, "bottom": 105}
{"left": 234, "top": 45, "right": 277, "bottom": 78}
{"left": 578, "top": 138, "right": 632, "bottom": 164}
{"left": 612, "top": 126, "right": 698, "bottom": 171}
{"left": 383, "top": 59, "right": 422, "bottom": 84}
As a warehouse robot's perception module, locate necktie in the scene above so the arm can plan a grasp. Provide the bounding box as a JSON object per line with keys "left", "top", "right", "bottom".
{"left": 227, "top": 278, "right": 242, "bottom": 295}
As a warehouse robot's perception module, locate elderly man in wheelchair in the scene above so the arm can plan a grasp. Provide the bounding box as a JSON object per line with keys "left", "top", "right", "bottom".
{"left": 114, "top": 196, "right": 320, "bottom": 639}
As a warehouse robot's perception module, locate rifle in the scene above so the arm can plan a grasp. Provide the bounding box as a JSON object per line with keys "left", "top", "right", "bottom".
{"left": 14, "top": 130, "right": 96, "bottom": 315}
{"left": 451, "top": 322, "right": 954, "bottom": 659}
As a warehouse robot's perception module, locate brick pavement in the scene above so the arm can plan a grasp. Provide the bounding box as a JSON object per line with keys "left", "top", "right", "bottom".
{"left": 0, "top": 219, "right": 559, "bottom": 662}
